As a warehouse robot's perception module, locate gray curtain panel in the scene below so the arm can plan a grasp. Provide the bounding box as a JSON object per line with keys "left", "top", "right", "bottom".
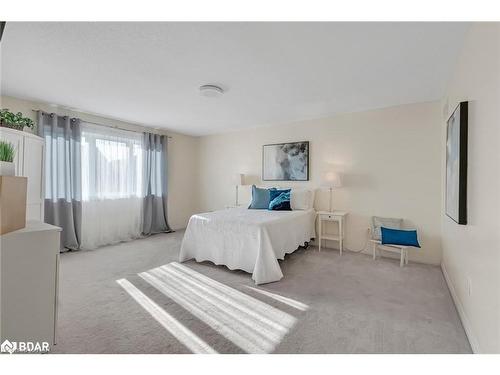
{"left": 38, "top": 111, "right": 82, "bottom": 250}
{"left": 142, "top": 132, "right": 172, "bottom": 235}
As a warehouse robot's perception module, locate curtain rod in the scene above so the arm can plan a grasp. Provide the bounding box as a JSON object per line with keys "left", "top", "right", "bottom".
{"left": 31, "top": 109, "right": 173, "bottom": 139}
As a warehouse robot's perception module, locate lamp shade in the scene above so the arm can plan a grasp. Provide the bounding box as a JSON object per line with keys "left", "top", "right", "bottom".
{"left": 323, "top": 171, "right": 342, "bottom": 188}
{"left": 233, "top": 173, "right": 244, "bottom": 185}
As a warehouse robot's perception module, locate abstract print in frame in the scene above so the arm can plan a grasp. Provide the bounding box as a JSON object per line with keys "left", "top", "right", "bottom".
{"left": 446, "top": 102, "right": 468, "bottom": 225}
{"left": 262, "top": 141, "right": 309, "bottom": 181}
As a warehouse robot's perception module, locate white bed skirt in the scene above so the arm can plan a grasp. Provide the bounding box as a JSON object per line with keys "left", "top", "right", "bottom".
{"left": 179, "top": 208, "right": 316, "bottom": 284}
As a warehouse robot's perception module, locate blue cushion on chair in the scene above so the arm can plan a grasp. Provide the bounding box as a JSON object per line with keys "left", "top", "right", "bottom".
{"left": 268, "top": 189, "right": 291, "bottom": 211}
{"left": 381, "top": 227, "right": 421, "bottom": 248}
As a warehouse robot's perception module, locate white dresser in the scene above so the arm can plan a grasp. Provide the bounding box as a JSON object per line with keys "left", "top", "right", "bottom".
{"left": 0, "top": 127, "right": 45, "bottom": 221}
{"left": 0, "top": 221, "right": 61, "bottom": 351}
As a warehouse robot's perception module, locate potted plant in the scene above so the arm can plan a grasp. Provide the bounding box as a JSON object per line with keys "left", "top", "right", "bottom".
{"left": 0, "top": 141, "right": 15, "bottom": 176}
{"left": 0, "top": 108, "right": 35, "bottom": 133}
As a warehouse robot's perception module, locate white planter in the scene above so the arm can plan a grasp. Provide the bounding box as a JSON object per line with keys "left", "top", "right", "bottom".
{"left": 0, "top": 161, "right": 15, "bottom": 176}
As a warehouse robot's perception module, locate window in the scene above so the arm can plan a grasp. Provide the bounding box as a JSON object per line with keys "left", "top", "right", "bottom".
{"left": 81, "top": 123, "right": 143, "bottom": 201}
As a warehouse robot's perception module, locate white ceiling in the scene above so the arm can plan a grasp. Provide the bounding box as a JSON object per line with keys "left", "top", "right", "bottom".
{"left": 1, "top": 22, "right": 468, "bottom": 136}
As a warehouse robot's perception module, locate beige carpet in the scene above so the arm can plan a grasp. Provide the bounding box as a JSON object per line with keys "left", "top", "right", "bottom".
{"left": 52, "top": 231, "right": 471, "bottom": 353}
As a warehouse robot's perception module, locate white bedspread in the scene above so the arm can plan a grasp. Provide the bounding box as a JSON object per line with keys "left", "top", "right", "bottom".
{"left": 179, "top": 208, "right": 316, "bottom": 284}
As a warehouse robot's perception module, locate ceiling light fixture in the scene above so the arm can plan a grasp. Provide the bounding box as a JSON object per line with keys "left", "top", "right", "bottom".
{"left": 199, "top": 84, "right": 224, "bottom": 98}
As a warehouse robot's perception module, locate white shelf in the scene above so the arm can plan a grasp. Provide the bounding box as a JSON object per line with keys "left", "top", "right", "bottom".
{"left": 321, "top": 234, "right": 340, "bottom": 241}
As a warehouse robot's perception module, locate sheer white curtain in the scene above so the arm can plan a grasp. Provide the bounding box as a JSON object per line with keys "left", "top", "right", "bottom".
{"left": 80, "top": 123, "right": 144, "bottom": 249}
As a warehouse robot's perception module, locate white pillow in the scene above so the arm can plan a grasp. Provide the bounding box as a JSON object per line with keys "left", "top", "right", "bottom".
{"left": 291, "top": 189, "right": 313, "bottom": 210}
{"left": 371, "top": 216, "right": 403, "bottom": 240}
{"left": 309, "top": 189, "right": 316, "bottom": 209}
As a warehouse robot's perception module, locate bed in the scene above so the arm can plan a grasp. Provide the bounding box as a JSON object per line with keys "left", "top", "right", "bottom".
{"left": 179, "top": 207, "right": 316, "bottom": 284}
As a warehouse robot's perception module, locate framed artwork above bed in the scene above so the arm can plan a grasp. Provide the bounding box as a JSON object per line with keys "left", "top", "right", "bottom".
{"left": 262, "top": 141, "right": 309, "bottom": 181}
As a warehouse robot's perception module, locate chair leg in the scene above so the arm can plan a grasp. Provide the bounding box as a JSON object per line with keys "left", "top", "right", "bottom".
{"left": 400, "top": 250, "right": 404, "bottom": 267}
{"left": 372, "top": 243, "right": 377, "bottom": 260}
{"left": 405, "top": 250, "right": 409, "bottom": 265}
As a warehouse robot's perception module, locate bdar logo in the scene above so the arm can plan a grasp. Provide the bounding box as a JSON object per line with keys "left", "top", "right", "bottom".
{"left": 1, "top": 339, "right": 17, "bottom": 354}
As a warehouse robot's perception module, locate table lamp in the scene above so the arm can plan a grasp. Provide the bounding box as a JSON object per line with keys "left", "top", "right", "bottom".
{"left": 233, "top": 173, "right": 244, "bottom": 206}
{"left": 323, "top": 171, "right": 342, "bottom": 212}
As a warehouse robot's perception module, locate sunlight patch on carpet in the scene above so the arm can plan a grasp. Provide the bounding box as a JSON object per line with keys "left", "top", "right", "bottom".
{"left": 116, "top": 278, "right": 217, "bottom": 354}
{"left": 139, "top": 262, "right": 299, "bottom": 353}
{"left": 244, "top": 286, "right": 309, "bottom": 311}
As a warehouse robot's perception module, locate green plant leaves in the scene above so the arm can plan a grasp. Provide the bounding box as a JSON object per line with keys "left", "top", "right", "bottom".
{"left": 0, "top": 141, "right": 15, "bottom": 162}
{"left": 0, "top": 108, "right": 35, "bottom": 130}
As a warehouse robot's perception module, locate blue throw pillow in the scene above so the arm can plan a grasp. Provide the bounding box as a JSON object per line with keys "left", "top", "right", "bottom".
{"left": 269, "top": 190, "right": 291, "bottom": 211}
{"left": 269, "top": 188, "right": 291, "bottom": 201}
{"left": 381, "top": 227, "right": 421, "bottom": 248}
{"left": 248, "top": 185, "right": 272, "bottom": 209}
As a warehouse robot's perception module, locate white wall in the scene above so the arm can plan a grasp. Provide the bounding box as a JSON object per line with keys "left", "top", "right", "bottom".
{"left": 441, "top": 24, "right": 500, "bottom": 353}
{"left": 0, "top": 95, "right": 199, "bottom": 231}
{"left": 197, "top": 101, "right": 443, "bottom": 265}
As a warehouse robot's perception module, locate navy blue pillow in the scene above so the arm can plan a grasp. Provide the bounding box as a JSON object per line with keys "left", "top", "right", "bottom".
{"left": 381, "top": 227, "right": 421, "bottom": 248}
{"left": 269, "top": 188, "right": 291, "bottom": 201}
{"left": 248, "top": 185, "right": 272, "bottom": 209}
{"left": 269, "top": 190, "right": 291, "bottom": 211}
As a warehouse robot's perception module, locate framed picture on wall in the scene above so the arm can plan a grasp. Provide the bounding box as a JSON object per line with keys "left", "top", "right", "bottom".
{"left": 445, "top": 101, "right": 468, "bottom": 225}
{"left": 262, "top": 141, "right": 309, "bottom": 181}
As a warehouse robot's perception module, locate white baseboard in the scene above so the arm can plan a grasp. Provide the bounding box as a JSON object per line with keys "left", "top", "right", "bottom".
{"left": 441, "top": 261, "right": 480, "bottom": 353}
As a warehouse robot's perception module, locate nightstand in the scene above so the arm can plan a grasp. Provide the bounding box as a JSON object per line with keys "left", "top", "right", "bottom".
{"left": 317, "top": 211, "right": 348, "bottom": 254}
